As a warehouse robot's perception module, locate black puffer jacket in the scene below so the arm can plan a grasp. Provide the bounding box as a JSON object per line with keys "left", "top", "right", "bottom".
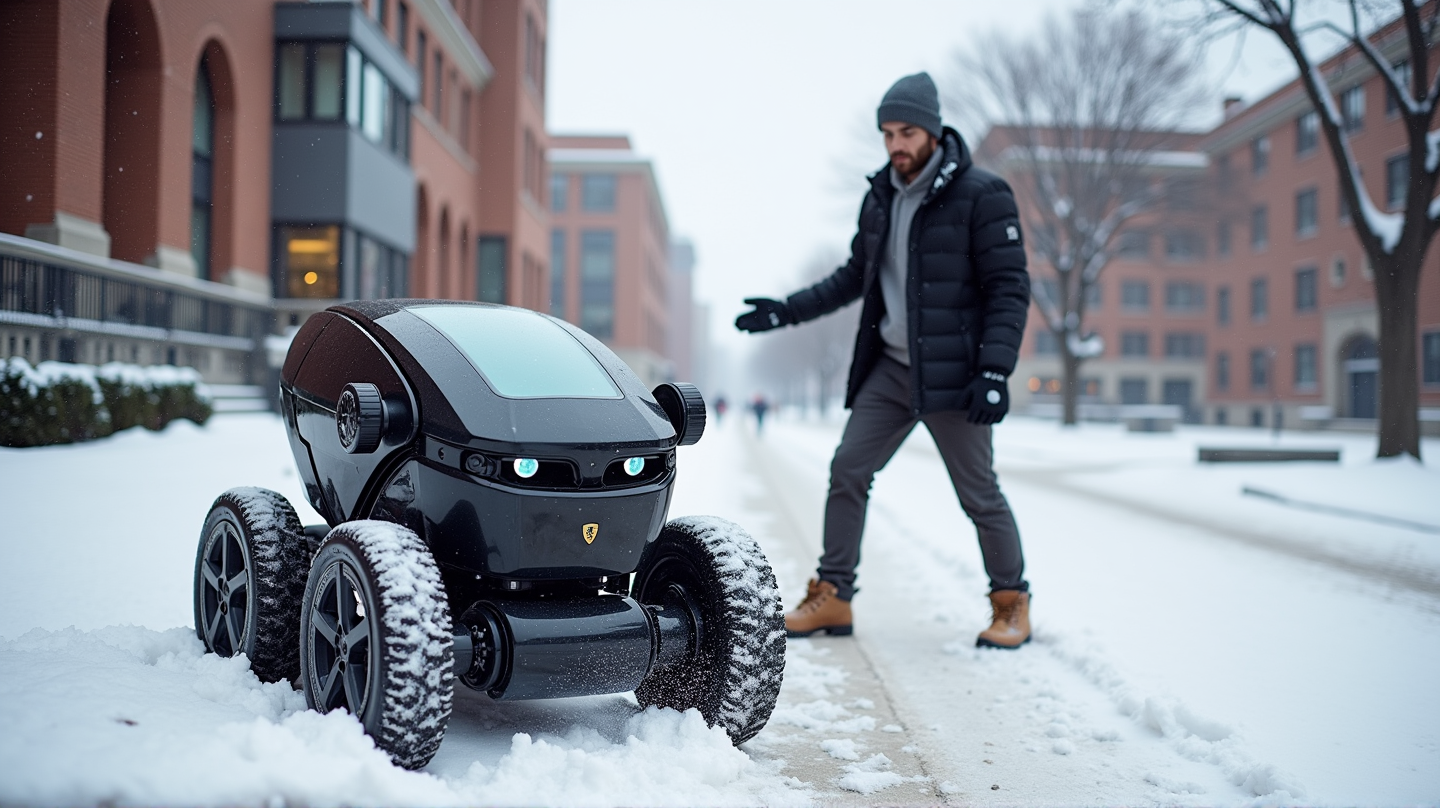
{"left": 786, "top": 127, "right": 1030, "bottom": 414}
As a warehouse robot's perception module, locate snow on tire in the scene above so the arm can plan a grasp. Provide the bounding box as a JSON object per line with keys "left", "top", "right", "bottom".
{"left": 300, "top": 520, "right": 453, "bottom": 770}
{"left": 633, "top": 515, "right": 785, "bottom": 745}
{"left": 193, "top": 487, "right": 308, "bottom": 684}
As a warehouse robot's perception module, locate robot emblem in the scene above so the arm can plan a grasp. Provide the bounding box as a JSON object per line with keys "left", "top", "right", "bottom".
{"left": 583, "top": 523, "right": 600, "bottom": 545}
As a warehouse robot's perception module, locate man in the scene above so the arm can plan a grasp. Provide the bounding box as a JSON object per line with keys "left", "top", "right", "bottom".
{"left": 735, "top": 72, "right": 1032, "bottom": 649}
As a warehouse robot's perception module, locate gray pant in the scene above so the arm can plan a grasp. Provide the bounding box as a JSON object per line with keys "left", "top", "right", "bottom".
{"left": 819, "top": 356, "right": 1027, "bottom": 600}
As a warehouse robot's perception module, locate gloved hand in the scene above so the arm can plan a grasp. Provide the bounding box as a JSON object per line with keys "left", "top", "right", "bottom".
{"left": 735, "top": 297, "right": 795, "bottom": 333}
{"left": 961, "top": 369, "right": 1010, "bottom": 425}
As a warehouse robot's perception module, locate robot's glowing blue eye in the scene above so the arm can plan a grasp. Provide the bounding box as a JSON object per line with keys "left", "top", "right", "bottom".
{"left": 513, "top": 458, "right": 539, "bottom": 478}
{"left": 624, "top": 457, "right": 645, "bottom": 476}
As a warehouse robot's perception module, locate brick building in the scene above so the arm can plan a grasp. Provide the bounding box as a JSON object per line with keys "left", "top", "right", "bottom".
{"left": 0, "top": 0, "right": 551, "bottom": 378}
{"left": 993, "top": 19, "right": 1440, "bottom": 430}
{"left": 547, "top": 135, "right": 676, "bottom": 387}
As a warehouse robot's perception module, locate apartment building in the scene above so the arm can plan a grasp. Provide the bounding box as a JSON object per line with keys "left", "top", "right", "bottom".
{"left": 547, "top": 135, "right": 673, "bottom": 387}
{"left": 990, "top": 16, "right": 1440, "bottom": 429}
{"left": 0, "top": 0, "right": 550, "bottom": 379}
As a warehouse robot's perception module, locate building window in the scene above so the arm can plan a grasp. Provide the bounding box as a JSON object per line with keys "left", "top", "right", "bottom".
{"left": 1386, "top": 154, "right": 1408, "bottom": 210}
{"left": 1166, "top": 178, "right": 1199, "bottom": 210}
{"left": 1164, "top": 229, "right": 1204, "bottom": 261}
{"left": 1296, "top": 110, "right": 1319, "bottom": 155}
{"left": 581, "top": 174, "right": 617, "bottom": 212}
{"left": 1121, "top": 280, "right": 1150, "bottom": 312}
{"left": 1164, "top": 332, "right": 1206, "bottom": 359}
{"left": 1217, "top": 285, "right": 1231, "bottom": 325}
{"left": 1116, "top": 230, "right": 1150, "bottom": 259}
{"left": 397, "top": 2, "right": 409, "bottom": 54}
{"left": 1388, "top": 59, "right": 1412, "bottom": 116}
{"left": 431, "top": 50, "right": 443, "bottom": 116}
{"left": 342, "top": 47, "right": 409, "bottom": 159}
{"left": 1330, "top": 256, "right": 1347, "bottom": 288}
{"left": 550, "top": 173, "right": 568, "bottom": 212}
{"left": 523, "top": 11, "right": 545, "bottom": 96}
{"left": 1251, "top": 134, "right": 1270, "bottom": 176}
{"left": 1216, "top": 153, "right": 1232, "bottom": 191}
{"left": 192, "top": 58, "right": 215, "bottom": 279}
{"left": 354, "top": 230, "right": 408, "bottom": 300}
{"left": 1033, "top": 329, "right": 1059, "bottom": 356}
{"left": 1250, "top": 349, "right": 1270, "bottom": 390}
{"left": 279, "top": 225, "right": 341, "bottom": 298}
{"left": 1119, "top": 378, "right": 1149, "bottom": 404}
{"left": 580, "top": 230, "right": 615, "bottom": 338}
{"left": 416, "top": 30, "right": 427, "bottom": 97}
{"left": 1164, "top": 281, "right": 1205, "bottom": 313}
{"left": 1217, "top": 220, "right": 1231, "bottom": 257}
{"left": 549, "top": 229, "right": 566, "bottom": 317}
{"left": 1424, "top": 331, "right": 1440, "bottom": 385}
{"left": 477, "top": 236, "right": 506, "bottom": 303}
{"left": 1251, "top": 204, "right": 1268, "bottom": 250}
{"left": 1251, "top": 277, "right": 1268, "bottom": 321}
{"left": 1120, "top": 331, "right": 1150, "bottom": 358}
{"left": 1216, "top": 351, "right": 1231, "bottom": 391}
{"left": 1342, "top": 85, "right": 1365, "bottom": 132}
{"left": 276, "top": 42, "right": 345, "bottom": 122}
{"left": 1296, "top": 188, "right": 1318, "bottom": 236}
{"left": 1294, "top": 343, "right": 1317, "bottom": 389}
{"left": 1295, "top": 266, "right": 1318, "bottom": 312}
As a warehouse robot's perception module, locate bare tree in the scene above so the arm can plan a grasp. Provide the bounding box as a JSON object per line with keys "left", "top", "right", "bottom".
{"left": 1199, "top": 0, "right": 1432, "bottom": 458}
{"left": 949, "top": 8, "right": 1204, "bottom": 425}
{"left": 748, "top": 249, "right": 860, "bottom": 414}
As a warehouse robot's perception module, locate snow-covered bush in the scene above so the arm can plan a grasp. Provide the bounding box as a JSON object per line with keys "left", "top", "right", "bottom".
{"left": 0, "top": 357, "right": 211, "bottom": 447}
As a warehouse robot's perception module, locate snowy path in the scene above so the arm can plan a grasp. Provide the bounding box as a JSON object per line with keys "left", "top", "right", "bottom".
{"left": 1, "top": 413, "right": 1437, "bottom": 805}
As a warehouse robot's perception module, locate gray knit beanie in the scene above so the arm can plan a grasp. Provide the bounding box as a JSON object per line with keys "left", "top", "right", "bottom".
{"left": 876, "top": 72, "right": 942, "bottom": 139}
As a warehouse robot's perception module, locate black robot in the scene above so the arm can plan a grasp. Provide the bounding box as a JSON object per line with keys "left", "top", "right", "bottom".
{"left": 191, "top": 299, "right": 785, "bottom": 769}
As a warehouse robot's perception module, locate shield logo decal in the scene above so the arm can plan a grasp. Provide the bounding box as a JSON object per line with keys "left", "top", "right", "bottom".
{"left": 582, "top": 523, "right": 599, "bottom": 545}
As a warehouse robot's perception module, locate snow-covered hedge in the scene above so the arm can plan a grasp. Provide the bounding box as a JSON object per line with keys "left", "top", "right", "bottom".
{"left": 0, "top": 358, "right": 212, "bottom": 447}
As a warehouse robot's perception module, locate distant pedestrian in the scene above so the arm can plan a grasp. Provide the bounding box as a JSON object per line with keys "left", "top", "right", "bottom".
{"left": 714, "top": 395, "right": 728, "bottom": 423}
{"left": 751, "top": 394, "right": 769, "bottom": 434}
{"left": 736, "top": 72, "right": 1032, "bottom": 648}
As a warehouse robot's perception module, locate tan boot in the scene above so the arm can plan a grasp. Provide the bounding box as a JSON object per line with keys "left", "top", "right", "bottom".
{"left": 784, "top": 579, "right": 853, "bottom": 637}
{"left": 976, "top": 590, "right": 1031, "bottom": 649}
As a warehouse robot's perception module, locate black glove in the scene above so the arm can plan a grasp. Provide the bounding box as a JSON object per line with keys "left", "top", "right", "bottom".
{"left": 735, "top": 297, "right": 795, "bottom": 333}
{"left": 961, "top": 369, "right": 1010, "bottom": 425}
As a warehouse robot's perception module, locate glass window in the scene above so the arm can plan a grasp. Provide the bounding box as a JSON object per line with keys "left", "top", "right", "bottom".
{"left": 397, "top": 2, "right": 409, "bottom": 55}
{"left": 362, "top": 62, "right": 388, "bottom": 144}
{"left": 1217, "top": 286, "right": 1231, "bottom": 325}
{"left": 1251, "top": 204, "right": 1268, "bottom": 250}
{"left": 1121, "top": 280, "right": 1150, "bottom": 311}
{"left": 313, "top": 44, "right": 344, "bottom": 120}
{"left": 1296, "top": 111, "right": 1318, "bottom": 155}
{"left": 1423, "top": 331, "right": 1440, "bottom": 384}
{"left": 281, "top": 225, "right": 341, "bottom": 298}
{"left": 550, "top": 173, "right": 568, "bottom": 212}
{"left": 1388, "top": 60, "right": 1411, "bottom": 116}
{"left": 1331, "top": 256, "right": 1347, "bottom": 288}
{"left": 582, "top": 174, "right": 617, "bottom": 212}
{"left": 279, "top": 43, "right": 307, "bottom": 120}
{"left": 1164, "top": 230, "right": 1204, "bottom": 261}
{"left": 409, "top": 305, "right": 621, "bottom": 398}
{"left": 1120, "top": 331, "right": 1149, "bottom": 357}
{"left": 1165, "top": 282, "right": 1205, "bottom": 313}
{"left": 1217, "top": 220, "right": 1231, "bottom": 257}
{"left": 1251, "top": 277, "right": 1268, "bottom": 320}
{"left": 1116, "top": 230, "right": 1150, "bottom": 259}
{"left": 549, "top": 229, "right": 566, "bottom": 316}
{"left": 1216, "top": 352, "right": 1231, "bottom": 391}
{"left": 192, "top": 61, "right": 215, "bottom": 279}
{"left": 346, "top": 46, "right": 363, "bottom": 127}
{"left": 1251, "top": 135, "right": 1269, "bottom": 176}
{"left": 1295, "top": 267, "right": 1318, "bottom": 312}
{"left": 1250, "top": 349, "right": 1269, "bottom": 390}
{"left": 1386, "top": 154, "right": 1408, "bottom": 209}
{"left": 1295, "top": 343, "right": 1317, "bottom": 388}
{"left": 580, "top": 229, "right": 615, "bottom": 338}
{"left": 477, "top": 236, "right": 506, "bottom": 303}
{"left": 1342, "top": 85, "right": 1365, "bottom": 132}
{"left": 1296, "top": 188, "right": 1318, "bottom": 236}
{"left": 1119, "top": 378, "right": 1148, "bottom": 404}
{"left": 1164, "top": 332, "right": 1205, "bottom": 358}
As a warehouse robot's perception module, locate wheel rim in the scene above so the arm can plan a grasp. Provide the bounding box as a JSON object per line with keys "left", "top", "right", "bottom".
{"left": 307, "top": 559, "right": 373, "bottom": 716}
{"left": 636, "top": 552, "right": 707, "bottom": 657}
{"left": 199, "top": 518, "right": 250, "bottom": 657}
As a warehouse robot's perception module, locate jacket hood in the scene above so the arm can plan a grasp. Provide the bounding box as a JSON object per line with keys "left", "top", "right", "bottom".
{"left": 868, "top": 126, "right": 972, "bottom": 201}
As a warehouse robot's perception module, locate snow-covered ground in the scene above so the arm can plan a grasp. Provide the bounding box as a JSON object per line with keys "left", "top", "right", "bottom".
{"left": 1, "top": 412, "right": 1437, "bottom": 806}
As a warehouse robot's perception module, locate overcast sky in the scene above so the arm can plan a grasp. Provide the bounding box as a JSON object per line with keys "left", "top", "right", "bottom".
{"left": 545, "top": 0, "right": 1311, "bottom": 389}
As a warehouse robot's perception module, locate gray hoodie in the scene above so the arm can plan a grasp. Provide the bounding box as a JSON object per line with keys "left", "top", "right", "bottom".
{"left": 878, "top": 144, "right": 944, "bottom": 366}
